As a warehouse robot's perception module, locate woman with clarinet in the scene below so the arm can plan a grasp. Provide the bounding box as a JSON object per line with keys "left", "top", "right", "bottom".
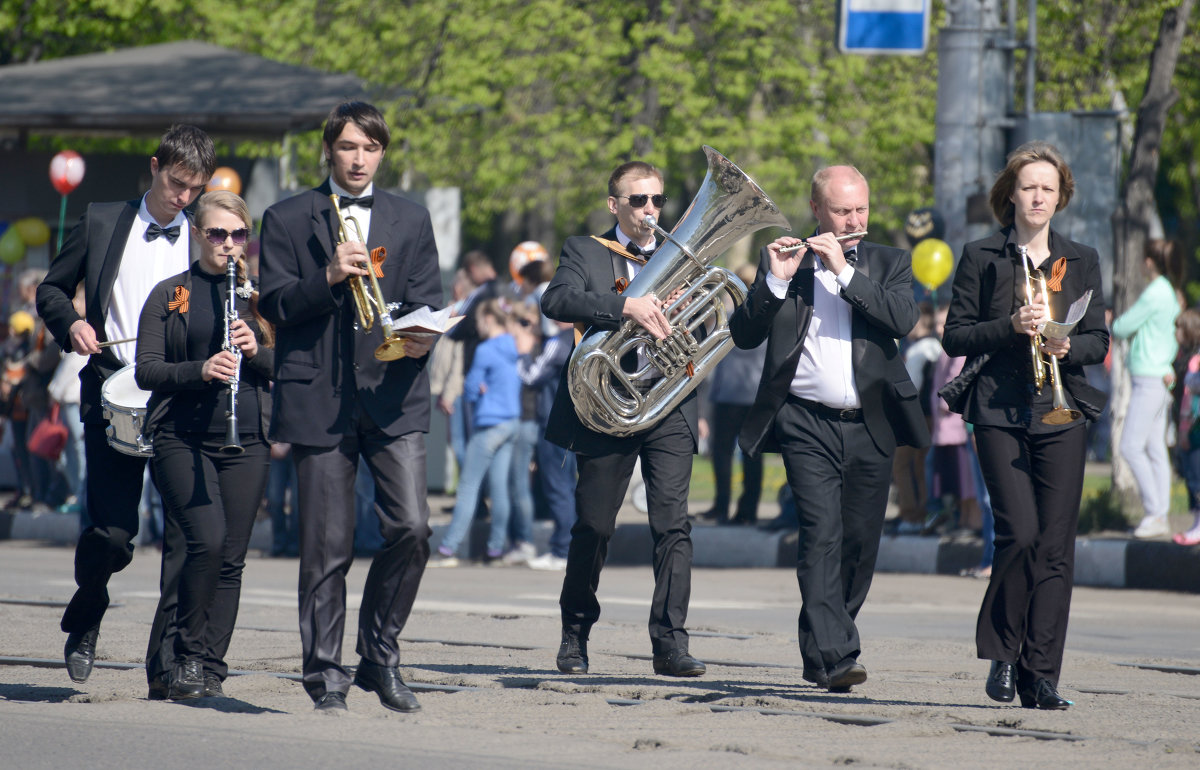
{"left": 137, "top": 190, "right": 275, "bottom": 700}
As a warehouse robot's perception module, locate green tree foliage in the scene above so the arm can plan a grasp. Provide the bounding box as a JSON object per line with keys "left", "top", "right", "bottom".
{"left": 5, "top": 0, "right": 1195, "bottom": 264}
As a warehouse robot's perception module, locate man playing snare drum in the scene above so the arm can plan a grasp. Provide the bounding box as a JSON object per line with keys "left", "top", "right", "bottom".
{"left": 36, "top": 125, "right": 215, "bottom": 687}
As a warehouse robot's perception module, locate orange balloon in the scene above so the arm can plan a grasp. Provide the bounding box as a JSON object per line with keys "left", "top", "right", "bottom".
{"left": 206, "top": 166, "right": 242, "bottom": 195}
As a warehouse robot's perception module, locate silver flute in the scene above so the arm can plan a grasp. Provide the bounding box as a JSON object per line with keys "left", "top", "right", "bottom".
{"left": 778, "top": 231, "right": 868, "bottom": 253}
{"left": 221, "top": 255, "right": 244, "bottom": 455}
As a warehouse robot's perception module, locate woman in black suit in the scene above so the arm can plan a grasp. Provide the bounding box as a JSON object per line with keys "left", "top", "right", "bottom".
{"left": 942, "top": 142, "right": 1108, "bottom": 710}
{"left": 136, "top": 190, "right": 274, "bottom": 700}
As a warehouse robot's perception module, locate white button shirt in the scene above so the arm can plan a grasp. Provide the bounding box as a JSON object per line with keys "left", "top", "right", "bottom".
{"left": 765, "top": 251, "right": 861, "bottom": 409}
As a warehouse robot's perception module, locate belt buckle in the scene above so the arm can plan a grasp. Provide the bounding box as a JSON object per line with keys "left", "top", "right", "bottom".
{"left": 838, "top": 408, "right": 857, "bottom": 421}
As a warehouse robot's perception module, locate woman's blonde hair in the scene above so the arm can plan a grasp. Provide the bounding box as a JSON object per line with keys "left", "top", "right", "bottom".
{"left": 193, "top": 189, "right": 274, "bottom": 348}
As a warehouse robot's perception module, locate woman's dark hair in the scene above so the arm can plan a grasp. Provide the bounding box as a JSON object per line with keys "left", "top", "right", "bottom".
{"left": 1144, "top": 238, "right": 1177, "bottom": 280}
{"left": 988, "top": 141, "right": 1075, "bottom": 227}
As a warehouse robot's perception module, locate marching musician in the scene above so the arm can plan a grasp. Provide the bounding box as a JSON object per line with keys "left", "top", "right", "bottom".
{"left": 36, "top": 125, "right": 216, "bottom": 685}
{"left": 135, "top": 190, "right": 274, "bottom": 700}
{"left": 729, "top": 165, "right": 928, "bottom": 693}
{"left": 258, "top": 101, "right": 442, "bottom": 713}
{"left": 541, "top": 160, "right": 707, "bottom": 679}
{"left": 941, "top": 142, "right": 1107, "bottom": 710}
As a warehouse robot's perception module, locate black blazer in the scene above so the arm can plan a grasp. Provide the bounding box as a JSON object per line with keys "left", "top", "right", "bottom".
{"left": 257, "top": 182, "right": 443, "bottom": 447}
{"left": 941, "top": 227, "right": 1108, "bottom": 427}
{"left": 540, "top": 227, "right": 700, "bottom": 456}
{"left": 135, "top": 264, "right": 274, "bottom": 440}
{"left": 730, "top": 241, "right": 929, "bottom": 459}
{"left": 36, "top": 199, "right": 195, "bottom": 423}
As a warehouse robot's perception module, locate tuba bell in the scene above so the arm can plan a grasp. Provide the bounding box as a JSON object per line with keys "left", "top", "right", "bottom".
{"left": 567, "top": 146, "right": 792, "bottom": 437}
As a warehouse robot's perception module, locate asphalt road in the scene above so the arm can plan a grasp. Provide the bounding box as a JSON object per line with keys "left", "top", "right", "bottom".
{"left": 0, "top": 541, "right": 1197, "bottom": 768}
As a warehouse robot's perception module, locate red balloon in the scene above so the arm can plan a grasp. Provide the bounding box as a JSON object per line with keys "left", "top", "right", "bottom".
{"left": 50, "top": 150, "right": 86, "bottom": 195}
{"left": 206, "top": 166, "right": 242, "bottom": 195}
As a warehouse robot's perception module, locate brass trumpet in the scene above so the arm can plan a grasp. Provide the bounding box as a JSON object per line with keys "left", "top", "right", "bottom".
{"left": 1018, "top": 245, "right": 1081, "bottom": 425}
{"left": 328, "top": 195, "right": 407, "bottom": 361}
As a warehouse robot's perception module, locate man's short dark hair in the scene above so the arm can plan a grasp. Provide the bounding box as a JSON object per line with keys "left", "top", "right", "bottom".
{"left": 153, "top": 124, "right": 216, "bottom": 179}
{"left": 323, "top": 101, "right": 391, "bottom": 152}
{"left": 608, "top": 161, "right": 662, "bottom": 198}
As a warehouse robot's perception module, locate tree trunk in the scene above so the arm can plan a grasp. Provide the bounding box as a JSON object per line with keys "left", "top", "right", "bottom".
{"left": 1108, "top": 0, "right": 1196, "bottom": 517}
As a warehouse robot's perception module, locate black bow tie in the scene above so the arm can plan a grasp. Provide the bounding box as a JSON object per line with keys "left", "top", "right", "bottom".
{"left": 628, "top": 243, "right": 654, "bottom": 259}
{"left": 339, "top": 194, "right": 374, "bottom": 209}
{"left": 845, "top": 250, "right": 858, "bottom": 265}
{"left": 144, "top": 222, "right": 181, "bottom": 245}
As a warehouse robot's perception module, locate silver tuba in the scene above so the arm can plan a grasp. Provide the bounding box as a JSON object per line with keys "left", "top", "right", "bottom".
{"left": 568, "top": 146, "right": 792, "bottom": 436}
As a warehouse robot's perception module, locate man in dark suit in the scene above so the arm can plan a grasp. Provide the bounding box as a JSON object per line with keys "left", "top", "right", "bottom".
{"left": 257, "top": 101, "right": 442, "bottom": 714}
{"left": 37, "top": 125, "right": 215, "bottom": 687}
{"left": 729, "top": 165, "right": 928, "bottom": 693}
{"left": 541, "top": 160, "right": 706, "bottom": 678}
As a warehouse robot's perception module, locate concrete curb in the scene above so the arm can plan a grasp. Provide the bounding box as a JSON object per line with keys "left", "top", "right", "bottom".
{"left": 4, "top": 508, "right": 1197, "bottom": 593}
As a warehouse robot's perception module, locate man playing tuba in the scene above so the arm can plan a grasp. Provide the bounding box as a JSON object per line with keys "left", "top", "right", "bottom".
{"left": 541, "top": 160, "right": 707, "bottom": 678}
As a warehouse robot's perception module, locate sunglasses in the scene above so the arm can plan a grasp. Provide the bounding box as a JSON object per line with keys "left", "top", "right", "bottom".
{"left": 617, "top": 194, "right": 666, "bottom": 209}
{"left": 203, "top": 227, "right": 250, "bottom": 246}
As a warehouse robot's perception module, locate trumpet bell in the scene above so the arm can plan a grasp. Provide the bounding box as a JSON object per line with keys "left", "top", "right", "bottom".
{"left": 1043, "top": 406, "right": 1082, "bottom": 425}
{"left": 374, "top": 336, "right": 408, "bottom": 361}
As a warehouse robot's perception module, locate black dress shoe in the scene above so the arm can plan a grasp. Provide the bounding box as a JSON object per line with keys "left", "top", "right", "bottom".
{"left": 985, "top": 661, "right": 1016, "bottom": 703}
{"left": 556, "top": 631, "right": 588, "bottom": 674}
{"left": 147, "top": 672, "right": 169, "bottom": 701}
{"left": 203, "top": 672, "right": 224, "bottom": 697}
{"left": 64, "top": 625, "right": 99, "bottom": 683}
{"left": 802, "top": 666, "right": 829, "bottom": 688}
{"left": 354, "top": 659, "right": 421, "bottom": 713}
{"left": 827, "top": 661, "right": 867, "bottom": 693}
{"left": 1018, "top": 678, "right": 1072, "bottom": 710}
{"left": 314, "top": 691, "right": 348, "bottom": 712}
{"left": 169, "top": 660, "right": 205, "bottom": 700}
{"left": 693, "top": 508, "right": 728, "bottom": 524}
{"left": 652, "top": 649, "right": 706, "bottom": 677}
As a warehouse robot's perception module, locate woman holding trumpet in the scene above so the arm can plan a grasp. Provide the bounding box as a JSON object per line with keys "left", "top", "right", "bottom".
{"left": 941, "top": 142, "right": 1108, "bottom": 710}
{"left": 136, "top": 190, "right": 274, "bottom": 700}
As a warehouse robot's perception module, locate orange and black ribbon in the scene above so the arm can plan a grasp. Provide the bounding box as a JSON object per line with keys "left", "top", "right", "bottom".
{"left": 369, "top": 246, "right": 387, "bottom": 278}
{"left": 167, "top": 285, "right": 189, "bottom": 314}
{"left": 1045, "top": 256, "right": 1067, "bottom": 292}
{"left": 614, "top": 276, "right": 629, "bottom": 294}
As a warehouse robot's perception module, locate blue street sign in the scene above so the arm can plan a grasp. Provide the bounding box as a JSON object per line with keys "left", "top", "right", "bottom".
{"left": 839, "top": 0, "right": 930, "bottom": 55}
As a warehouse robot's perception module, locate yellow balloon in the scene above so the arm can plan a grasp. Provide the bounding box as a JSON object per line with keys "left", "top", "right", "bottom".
{"left": 14, "top": 217, "right": 51, "bottom": 247}
{"left": 912, "top": 238, "right": 954, "bottom": 290}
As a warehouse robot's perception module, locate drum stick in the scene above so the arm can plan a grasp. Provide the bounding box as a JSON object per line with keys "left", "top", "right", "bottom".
{"left": 97, "top": 337, "right": 136, "bottom": 349}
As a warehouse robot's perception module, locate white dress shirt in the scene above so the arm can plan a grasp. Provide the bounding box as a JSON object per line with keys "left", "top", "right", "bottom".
{"left": 615, "top": 229, "right": 657, "bottom": 382}
{"left": 105, "top": 198, "right": 190, "bottom": 366}
{"left": 765, "top": 250, "right": 861, "bottom": 409}
{"left": 330, "top": 180, "right": 374, "bottom": 242}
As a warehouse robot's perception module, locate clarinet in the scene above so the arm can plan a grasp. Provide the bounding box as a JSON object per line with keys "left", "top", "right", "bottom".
{"left": 221, "top": 255, "right": 244, "bottom": 455}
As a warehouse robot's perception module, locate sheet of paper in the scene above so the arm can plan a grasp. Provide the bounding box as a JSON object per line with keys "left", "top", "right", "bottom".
{"left": 1040, "top": 289, "right": 1092, "bottom": 341}
{"left": 391, "top": 305, "right": 464, "bottom": 336}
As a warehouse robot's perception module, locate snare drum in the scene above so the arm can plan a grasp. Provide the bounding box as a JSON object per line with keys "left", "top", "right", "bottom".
{"left": 101, "top": 364, "right": 153, "bottom": 457}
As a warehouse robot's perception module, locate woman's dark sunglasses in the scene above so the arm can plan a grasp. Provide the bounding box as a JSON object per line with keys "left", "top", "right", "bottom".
{"left": 203, "top": 227, "right": 250, "bottom": 246}
{"left": 618, "top": 194, "right": 666, "bottom": 209}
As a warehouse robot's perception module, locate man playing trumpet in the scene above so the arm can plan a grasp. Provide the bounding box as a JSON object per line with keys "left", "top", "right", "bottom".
{"left": 541, "top": 160, "right": 707, "bottom": 678}
{"left": 258, "top": 101, "right": 443, "bottom": 713}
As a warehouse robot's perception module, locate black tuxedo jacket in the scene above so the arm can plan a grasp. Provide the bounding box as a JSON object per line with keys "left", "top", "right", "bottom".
{"left": 730, "top": 241, "right": 929, "bottom": 459}
{"left": 540, "top": 227, "right": 699, "bottom": 456}
{"left": 37, "top": 199, "right": 195, "bottom": 424}
{"left": 257, "top": 182, "right": 442, "bottom": 447}
{"left": 941, "top": 227, "right": 1108, "bottom": 426}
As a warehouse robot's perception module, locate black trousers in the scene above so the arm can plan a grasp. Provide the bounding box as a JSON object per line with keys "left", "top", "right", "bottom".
{"left": 973, "top": 423, "right": 1087, "bottom": 687}
{"left": 560, "top": 409, "right": 694, "bottom": 654}
{"left": 145, "top": 433, "right": 270, "bottom": 683}
{"left": 775, "top": 399, "right": 892, "bottom": 675}
{"left": 293, "top": 411, "right": 432, "bottom": 701}
{"left": 60, "top": 423, "right": 154, "bottom": 634}
{"left": 709, "top": 402, "right": 763, "bottom": 521}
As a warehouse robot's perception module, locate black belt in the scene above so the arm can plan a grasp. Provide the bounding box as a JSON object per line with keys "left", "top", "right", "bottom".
{"left": 787, "top": 394, "right": 862, "bottom": 422}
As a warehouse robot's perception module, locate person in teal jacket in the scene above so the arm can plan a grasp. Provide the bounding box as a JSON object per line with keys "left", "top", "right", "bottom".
{"left": 1112, "top": 239, "right": 1181, "bottom": 539}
